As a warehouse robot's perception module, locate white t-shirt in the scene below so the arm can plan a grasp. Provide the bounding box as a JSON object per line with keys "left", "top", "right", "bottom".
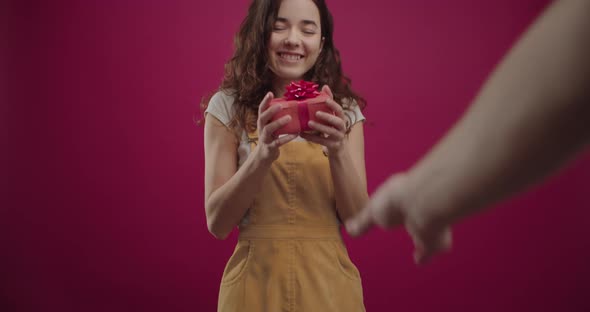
{"left": 205, "top": 90, "right": 366, "bottom": 167}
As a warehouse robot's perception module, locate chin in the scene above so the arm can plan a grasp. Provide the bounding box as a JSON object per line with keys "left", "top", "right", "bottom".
{"left": 274, "top": 69, "right": 308, "bottom": 81}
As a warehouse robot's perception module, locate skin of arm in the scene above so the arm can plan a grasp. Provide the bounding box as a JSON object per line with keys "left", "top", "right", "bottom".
{"left": 329, "top": 123, "right": 369, "bottom": 222}
{"left": 301, "top": 85, "right": 369, "bottom": 223}
{"left": 408, "top": 0, "right": 590, "bottom": 225}
{"left": 346, "top": 0, "right": 590, "bottom": 264}
{"left": 204, "top": 93, "right": 296, "bottom": 239}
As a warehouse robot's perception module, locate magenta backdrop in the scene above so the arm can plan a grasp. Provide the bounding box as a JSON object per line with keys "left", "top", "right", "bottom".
{"left": 3, "top": 0, "right": 590, "bottom": 311}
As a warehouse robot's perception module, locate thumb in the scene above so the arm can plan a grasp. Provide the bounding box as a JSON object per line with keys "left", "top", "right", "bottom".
{"left": 346, "top": 176, "right": 405, "bottom": 237}
{"left": 412, "top": 226, "right": 452, "bottom": 265}
{"left": 321, "top": 85, "right": 334, "bottom": 99}
{"left": 370, "top": 175, "right": 405, "bottom": 229}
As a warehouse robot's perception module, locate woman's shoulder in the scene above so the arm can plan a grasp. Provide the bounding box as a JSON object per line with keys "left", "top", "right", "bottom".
{"left": 209, "top": 89, "right": 237, "bottom": 107}
{"left": 206, "top": 89, "right": 237, "bottom": 126}
{"left": 340, "top": 97, "right": 366, "bottom": 127}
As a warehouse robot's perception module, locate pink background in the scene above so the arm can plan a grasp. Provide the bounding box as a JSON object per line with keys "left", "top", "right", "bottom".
{"left": 3, "top": 0, "right": 590, "bottom": 311}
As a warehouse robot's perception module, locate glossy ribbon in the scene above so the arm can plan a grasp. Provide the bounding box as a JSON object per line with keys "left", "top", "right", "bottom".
{"left": 284, "top": 80, "right": 321, "bottom": 101}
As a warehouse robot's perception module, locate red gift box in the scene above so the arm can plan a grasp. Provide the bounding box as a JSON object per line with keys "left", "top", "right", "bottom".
{"left": 269, "top": 81, "right": 334, "bottom": 135}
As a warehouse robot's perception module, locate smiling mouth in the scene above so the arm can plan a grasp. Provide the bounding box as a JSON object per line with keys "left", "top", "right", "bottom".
{"left": 278, "top": 52, "right": 304, "bottom": 62}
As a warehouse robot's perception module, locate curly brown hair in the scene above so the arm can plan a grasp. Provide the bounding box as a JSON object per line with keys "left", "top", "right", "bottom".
{"left": 201, "top": 0, "right": 366, "bottom": 134}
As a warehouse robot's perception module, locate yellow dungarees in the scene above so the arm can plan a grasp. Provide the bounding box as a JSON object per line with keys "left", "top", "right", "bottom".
{"left": 217, "top": 133, "right": 365, "bottom": 312}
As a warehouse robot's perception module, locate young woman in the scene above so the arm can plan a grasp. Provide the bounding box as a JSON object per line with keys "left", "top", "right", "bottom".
{"left": 203, "top": 0, "right": 367, "bottom": 310}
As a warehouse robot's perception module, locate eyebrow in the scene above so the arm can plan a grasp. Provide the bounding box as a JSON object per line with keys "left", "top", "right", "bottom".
{"left": 276, "top": 17, "right": 318, "bottom": 27}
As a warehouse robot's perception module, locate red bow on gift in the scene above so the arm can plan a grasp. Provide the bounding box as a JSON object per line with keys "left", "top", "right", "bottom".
{"left": 284, "top": 80, "right": 321, "bottom": 101}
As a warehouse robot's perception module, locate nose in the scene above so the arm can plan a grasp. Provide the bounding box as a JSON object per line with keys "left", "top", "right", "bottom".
{"left": 283, "top": 28, "right": 301, "bottom": 47}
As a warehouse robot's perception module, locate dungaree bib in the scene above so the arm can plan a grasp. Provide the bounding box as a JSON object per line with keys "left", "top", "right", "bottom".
{"left": 218, "top": 132, "right": 365, "bottom": 312}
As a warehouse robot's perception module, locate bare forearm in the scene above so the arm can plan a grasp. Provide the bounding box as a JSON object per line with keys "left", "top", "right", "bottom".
{"left": 206, "top": 149, "right": 271, "bottom": 239}
{"left": 330, "top": 145, "right": 369, "bottom": 222}
{"left": 409, "top": 0, "right": 590, "bottom": 223}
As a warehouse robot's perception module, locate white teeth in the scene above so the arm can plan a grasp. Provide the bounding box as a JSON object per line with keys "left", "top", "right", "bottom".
{"left": 280, "top": 53, "right": 302, "bottom": 61}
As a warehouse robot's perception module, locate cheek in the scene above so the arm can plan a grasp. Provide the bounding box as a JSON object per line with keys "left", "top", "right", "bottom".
{"left": 267, "top": 45, "right": 278, "bottom": 63}
{"left": 268, "top": 35, "right": 281, "bottom": 52}
{"left": 310, "top": 48, "right": 320, "bottom": 64}
{"left": 305, "top": 40, "right": 322, "bottom": 59}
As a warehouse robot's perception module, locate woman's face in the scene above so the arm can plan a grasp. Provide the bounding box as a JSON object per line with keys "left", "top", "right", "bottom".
{"left": 267, "top": 0, "right": 324, "bottom": 83}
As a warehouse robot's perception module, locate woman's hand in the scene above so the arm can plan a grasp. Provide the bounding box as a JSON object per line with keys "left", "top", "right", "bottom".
{"left": 255, "top": 92, "right": 298, "bottom": 164}
{"left": 300, "top": 85, "right": 348, "bottom": 156}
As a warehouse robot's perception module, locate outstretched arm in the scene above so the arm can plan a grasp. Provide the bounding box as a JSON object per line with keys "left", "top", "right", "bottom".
{"left": 346, "top": 0, "right": 590, "bottom": 264}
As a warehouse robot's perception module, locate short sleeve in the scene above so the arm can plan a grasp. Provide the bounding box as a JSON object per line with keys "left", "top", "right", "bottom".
{"left": 342, "top": 98, "right": 366, "bottom": 129}
{"left": 204, "top": 91, "right": 236, "bottom": 127}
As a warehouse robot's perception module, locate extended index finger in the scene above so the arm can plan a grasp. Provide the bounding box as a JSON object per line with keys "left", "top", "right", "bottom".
{"left": 345, "top": 204, "right": 375, "bottom": 237}
{"left": 325, "top": 98, "right": 346, "bottom": 121}
{"left": 258, "top": 92, "right": 274, "bottom": 115}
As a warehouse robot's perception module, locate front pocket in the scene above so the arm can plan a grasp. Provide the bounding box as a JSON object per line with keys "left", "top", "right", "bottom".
{"left": 220, "top": 240, "right": 253, "bottom": 286}
{"left": 331, "top": 241, "right": 361, "bottom": 281}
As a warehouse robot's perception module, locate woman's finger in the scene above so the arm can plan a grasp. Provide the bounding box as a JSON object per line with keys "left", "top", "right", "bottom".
{"left": 258, "top": 92, "right": 274, "bottom": 116}
{"left": 262, "top": 115, "right": 291, "bottom": 140}
{"left": 321, "top": 85, "right": 334, "bottom": 99}
{"left": 325, "top": 98, "right": 346, "bottom": 120}
{"left": 258, "top": 92, "right": 277, "bottom": 128}
{"left": 273, "top": 134, "right": 298, "bottom": 148}
{"left": 259, "top": 104, "right": 282, "bottom": 127}
{"left": 308, "top": 120, "right": 344, "bottom": 140}
{"left": 300, "top": 132, "right": 332, "bottom": 146}
{"left": 315, "top": 111, "right": 346, "bottom": 132}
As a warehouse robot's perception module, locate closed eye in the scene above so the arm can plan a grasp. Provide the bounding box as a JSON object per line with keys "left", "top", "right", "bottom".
{"left": 273, "top": 19, "right": 288, "bottom": 31}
